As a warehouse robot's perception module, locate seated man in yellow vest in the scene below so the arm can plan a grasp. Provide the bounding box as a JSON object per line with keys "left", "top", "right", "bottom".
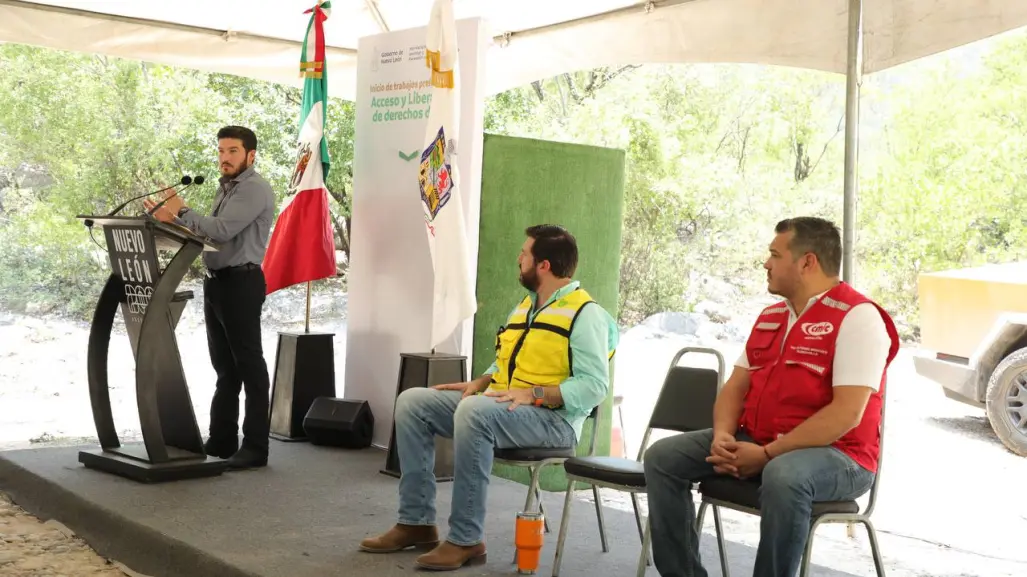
{"left": 359, "top": 224, "right": 619, "bottom": 571}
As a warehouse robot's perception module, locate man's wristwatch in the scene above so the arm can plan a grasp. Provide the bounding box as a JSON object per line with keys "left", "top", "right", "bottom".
{"left": 177, "top": 207, "right": 190, "bottom": 218}
{"left": 531, "top": 386, "right": 545, "bottom": 407}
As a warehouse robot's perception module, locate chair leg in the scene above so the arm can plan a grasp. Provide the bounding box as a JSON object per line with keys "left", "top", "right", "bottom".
{"left": 514, "top": 466, "right": 544, "bottom": 565}
{"left": 630, "top": 493, "right": 650, "bottom": 566}
{"left": 712, "top": 505, "right": 730, "bottom": 577}
{"left": 862, "top": 518, "right": 887, "bottom": 577}
{"left": 552, "top": 481, "right": 576, "bottom": 577}
{"left": 630, "top": 493, "right": 645, "bottom": 542}
{"left": 696, "top": 501, "right": 709, "bottom": 533}
{"left": 636, "top": 515, "right": 652, "bottom": 577}
{"left": 798, "top": 516, "right": 827, "bottom": 577}
{"left": 524, "top": 466, "right": 538, "bottom": 511}
{"left": 592, "top": 484, "right": 610, "bottom": 553}
{"left": 536, "top": 486, "right": 551, "bottom": 533}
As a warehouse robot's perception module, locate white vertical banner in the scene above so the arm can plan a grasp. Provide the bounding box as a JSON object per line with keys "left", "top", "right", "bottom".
{"left": 347, "top": 18, "right": 486, "bottom": 446}
{"left": 420, "top": 0, "right": 477, "bottom": 349}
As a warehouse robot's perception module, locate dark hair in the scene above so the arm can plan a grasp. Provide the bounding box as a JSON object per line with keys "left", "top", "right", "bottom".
{"left": 525, "top": 224, "right": 578, "bottom": 278}
{"left": 217, "top": 126, "right": 258, "bottom": 152}
{"left": 775, "top": 217, "right": 842, "bottom": 277}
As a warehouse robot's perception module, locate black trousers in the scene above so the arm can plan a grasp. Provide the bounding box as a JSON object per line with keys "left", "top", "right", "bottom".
{"left": 203, "top": 266, "right": 270, "bottom": 454}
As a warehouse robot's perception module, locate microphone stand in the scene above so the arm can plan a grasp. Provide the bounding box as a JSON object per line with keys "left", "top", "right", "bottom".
{"left": 108, "top": 176, "right": 192, "bottom": 217}
{"left": 84, "top": 176, "right": 192, "bottom": 230}
{"left": 145, "top": 175, "right": 205, "bottom": 217}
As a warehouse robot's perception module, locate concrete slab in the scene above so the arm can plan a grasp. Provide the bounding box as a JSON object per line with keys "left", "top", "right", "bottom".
{"left": 0, "top": 443, "right": 862, "bottom": 577}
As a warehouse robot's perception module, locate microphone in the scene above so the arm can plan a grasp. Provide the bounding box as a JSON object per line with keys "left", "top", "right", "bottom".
{"left": 107, "top": 176, "right": 192, "bottom": 217}
{"left": 146, "top": 175, "right": 205, "bottom": 217}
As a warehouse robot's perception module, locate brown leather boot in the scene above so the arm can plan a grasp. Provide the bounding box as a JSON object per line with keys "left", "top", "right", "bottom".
{"left": 414, "top": 541, "right": 487, "bottom": 570}
{"left": 359, "top": 524, "right": 439, "bottom": 553}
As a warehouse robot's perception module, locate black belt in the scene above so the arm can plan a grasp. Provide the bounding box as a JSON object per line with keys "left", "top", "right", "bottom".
{"left": 205, "top": 263, "right": 260, "bottom": 279}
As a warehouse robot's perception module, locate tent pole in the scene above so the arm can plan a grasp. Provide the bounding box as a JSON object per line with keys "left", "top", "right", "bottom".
{"left": 842, "top": 0, "right": 863, "bottom": 285}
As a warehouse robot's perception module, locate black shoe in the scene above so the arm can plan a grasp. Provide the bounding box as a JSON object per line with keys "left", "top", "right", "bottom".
{"left": 226, "top": 447, "right": 268, "bottom": 470}
{"left": 203, "top": 439, "right": 238, "bottom": 459}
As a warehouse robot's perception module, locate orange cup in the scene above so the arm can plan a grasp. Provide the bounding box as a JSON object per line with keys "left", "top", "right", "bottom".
{"left": 515, "top": 511, "right": 545, "bottom": 574}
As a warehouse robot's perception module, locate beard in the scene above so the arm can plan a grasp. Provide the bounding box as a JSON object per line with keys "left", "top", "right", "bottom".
{"left": 519, "top": 268, "right": 540, "bottom": 292}
{"left": 221, "top": 158, "right": 250, "bottom": 179}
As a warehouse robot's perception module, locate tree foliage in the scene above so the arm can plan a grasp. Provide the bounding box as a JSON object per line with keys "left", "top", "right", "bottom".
{"left": 0, "top": 46, "right": 354, "bottom": 315}
{"left": 488, "top": 64, "right": 848, "bottom": 324}
{"left": 2, "top": 30, "right": 1026, "bottom": 331}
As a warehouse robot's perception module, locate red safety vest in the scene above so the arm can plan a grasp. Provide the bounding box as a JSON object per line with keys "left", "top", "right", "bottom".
{"left": 738, "top": 283, "right": 899, "bottom": 473}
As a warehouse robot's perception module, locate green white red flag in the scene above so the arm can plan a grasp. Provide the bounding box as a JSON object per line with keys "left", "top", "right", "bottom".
{"left": 263, "top": 0, "right": 337, "bottom": 295}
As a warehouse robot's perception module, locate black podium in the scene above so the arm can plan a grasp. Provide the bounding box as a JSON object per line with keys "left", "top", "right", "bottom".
{"left": 380, "top": 352, "right": 465, "bottom": 482}
{"left": 76, "top": 215, "right": 228, "bottom": 483}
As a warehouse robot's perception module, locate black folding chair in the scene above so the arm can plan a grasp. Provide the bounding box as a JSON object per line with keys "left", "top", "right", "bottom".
{"left": 551, "top": 347, "right": 725, "bottom": 577}
{"left": 696, "top": 391, "right": 890, "bottom": 577}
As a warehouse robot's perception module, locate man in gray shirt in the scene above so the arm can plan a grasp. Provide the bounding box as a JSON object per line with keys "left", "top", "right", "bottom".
{"left": 145, "top": 125, "right": 275, "bottom": 469}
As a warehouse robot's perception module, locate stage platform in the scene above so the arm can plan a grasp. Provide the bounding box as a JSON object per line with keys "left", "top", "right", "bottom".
{"left": 0, "top": 443, "right": 861, "bottom": 577}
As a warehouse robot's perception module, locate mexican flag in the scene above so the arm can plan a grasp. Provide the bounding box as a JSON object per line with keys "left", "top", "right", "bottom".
{"left": 263, "top": 0, "right": 337, "bottom": 295}
{"left": 420, "top": 0, "right": 476, "bottom": 348}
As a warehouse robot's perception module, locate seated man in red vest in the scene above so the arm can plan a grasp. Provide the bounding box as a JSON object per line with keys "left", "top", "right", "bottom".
{"left": 358, "top": 224, "right": 618, "bottom": 571}
{"left": 644, "top": 217, "right": 898, "bottom": 577}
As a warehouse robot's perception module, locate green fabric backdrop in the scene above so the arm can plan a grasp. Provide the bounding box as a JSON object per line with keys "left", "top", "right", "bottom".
{"left": 473, "top": 134, "right": 626, "bottom": 491}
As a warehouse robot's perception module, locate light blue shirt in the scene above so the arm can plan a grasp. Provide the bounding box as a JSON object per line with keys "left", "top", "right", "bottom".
{"left": 484, "top": 281, "right": 619, "bottom": 440}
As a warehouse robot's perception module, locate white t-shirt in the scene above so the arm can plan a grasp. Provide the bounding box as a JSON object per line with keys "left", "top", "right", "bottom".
{"left": 735, "top": 293, "right": 891, "bottom": 391}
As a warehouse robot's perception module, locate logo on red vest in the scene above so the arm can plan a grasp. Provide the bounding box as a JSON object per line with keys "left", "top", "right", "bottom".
{"left": 793, "top": 345, "right": 829, "bottom": 357}
{"left": 801, "top": 322, "right": 834, "bottom": 337}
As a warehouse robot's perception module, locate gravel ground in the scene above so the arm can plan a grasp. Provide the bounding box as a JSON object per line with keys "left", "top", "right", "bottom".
{"left": 0, "top": 492, "right": 132, "bottom": 577}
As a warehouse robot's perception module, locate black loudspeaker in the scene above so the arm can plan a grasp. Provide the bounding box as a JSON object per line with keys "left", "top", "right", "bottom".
{"left": 302, "top": 397, "right": 374, "bottom": 449}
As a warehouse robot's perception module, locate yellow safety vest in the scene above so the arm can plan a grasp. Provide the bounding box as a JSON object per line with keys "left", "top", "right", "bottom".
{"left": 488, "top": 288, "right": 612, "bottom": 392}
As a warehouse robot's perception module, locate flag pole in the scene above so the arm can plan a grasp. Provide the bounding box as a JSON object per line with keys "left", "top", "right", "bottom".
{"left": 305, "top": 281, "right": 312, "bottom": 332}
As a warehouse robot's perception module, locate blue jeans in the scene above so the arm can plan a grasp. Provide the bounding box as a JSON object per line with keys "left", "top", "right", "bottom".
{"left": 643, "top": 429, "right": 875, "bottom": 577}
{"left": 394, "top": 388, "right": 577, "bottom": 546}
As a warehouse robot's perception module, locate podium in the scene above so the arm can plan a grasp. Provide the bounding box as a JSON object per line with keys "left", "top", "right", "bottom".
{"left": 76, "top": 215, "right": 229, "bottom": 483}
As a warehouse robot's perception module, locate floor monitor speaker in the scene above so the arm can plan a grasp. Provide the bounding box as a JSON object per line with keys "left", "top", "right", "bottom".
{"left": 303, "top": 397, "right": 374, "bottom": 449}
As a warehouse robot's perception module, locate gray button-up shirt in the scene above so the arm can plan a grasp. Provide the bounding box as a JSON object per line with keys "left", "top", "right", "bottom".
{"left": 176, "top": 166, "right": 275, "bottom": 271}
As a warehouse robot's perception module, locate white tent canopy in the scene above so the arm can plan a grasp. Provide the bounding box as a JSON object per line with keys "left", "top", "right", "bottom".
{"left": 2, "top": 0, "right": 1027, "bottom": 102}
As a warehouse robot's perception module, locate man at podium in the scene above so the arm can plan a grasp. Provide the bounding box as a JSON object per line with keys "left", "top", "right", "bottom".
{"left": 360, "top": 225, "right": 619, "bottom": 570}
{"left": 144, "top": 125, "right": 276, "bottom": 470}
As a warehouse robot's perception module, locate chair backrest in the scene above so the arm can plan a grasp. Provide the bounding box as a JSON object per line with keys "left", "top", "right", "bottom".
{"left": 647, "top": 366, "right": 719, "bottom": 432}
{"left": 636, "top": 346, "right": 725, "bottom": 460}
{"left": 863, "top": 387, "right": 888, "bottom": 516}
